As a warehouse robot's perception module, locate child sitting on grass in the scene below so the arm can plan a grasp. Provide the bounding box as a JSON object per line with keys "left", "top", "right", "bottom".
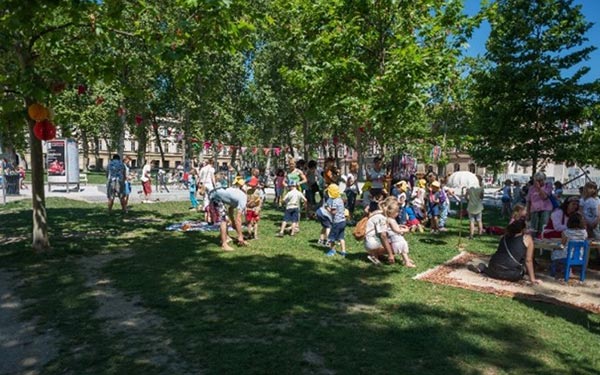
{"left": 276, "top": 180, "right": 306, "bottom": 237}
{"left": 382, "top": 197, "right": 415, "bottom": 267}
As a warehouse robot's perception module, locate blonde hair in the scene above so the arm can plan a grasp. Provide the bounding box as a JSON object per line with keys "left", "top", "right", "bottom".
{"left": 381, "top": 196, "right": 399, "bottom": 218}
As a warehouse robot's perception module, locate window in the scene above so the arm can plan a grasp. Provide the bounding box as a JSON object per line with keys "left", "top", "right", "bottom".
{"left": 454, "top": 163, "right": 460, "bottom": 172}
{"left": 469, "top": 163, "right": 476, "bottom": 173}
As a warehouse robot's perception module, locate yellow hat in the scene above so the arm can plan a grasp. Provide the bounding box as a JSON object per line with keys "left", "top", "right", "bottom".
{"left": 395, "top": 180, "right": 408, "bottom": 192}
{"left": 417, "top": 179, "right": 427, "bottom": 188}
{"left": 326, "top": 184, "right": 341, "bottom": 199}
{"left": 233, "top": 176, "right": 245, "bottom": 186}
{"left": 431, "top": 181, "right": 441, "bottom": 189}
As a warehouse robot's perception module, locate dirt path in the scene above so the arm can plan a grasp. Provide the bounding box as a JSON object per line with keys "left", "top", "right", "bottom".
{"left": 0, "top": 270, "right": 59, "bottom": 375}
{"left": 78, "top": 251, "right": 204, "bottom": 374}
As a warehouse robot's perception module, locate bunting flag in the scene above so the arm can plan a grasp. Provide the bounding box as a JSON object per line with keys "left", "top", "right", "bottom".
{"left": 252, "top": 147, "right": 258, "bottom": 155}
{"left": 203, "top": 141, "right": 212, "bottom": 150}
{"left": 263, "top": 147, "right": 270, "bottom": 156}
{"left": 229, "top": 145, "right": 236, "bottom": 153}
{"left": 135, "top": 114, "right": 143, "bottom": 125}
{"left": 241, "top": 146, "right": 247, "bottom": 154}
{"left": 274, "top": 147, "right": 281, "bottom": 156}
{"left": 176, "top": 132, "right": 184, "bottom": 142}
{"left": 333, "top": 136, "right": 339, "bottom": 145}
{"left": 217, "top": 143, "right": 224, "bottom": 152}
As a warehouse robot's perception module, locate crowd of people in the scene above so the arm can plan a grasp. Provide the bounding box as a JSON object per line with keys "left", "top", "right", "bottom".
{"left": 105, "top": 155, "right": 599, "bottom": 280}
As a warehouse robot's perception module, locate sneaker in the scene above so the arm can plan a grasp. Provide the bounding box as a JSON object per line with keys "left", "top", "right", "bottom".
{"left": 317, "top": 239, "right": 326, "bottom": 246}
{"left": 326, "top": 249, "right": 337, "bottom": 257}
{"left": 340, "top": 251, "right": 347, "bottom": 257}
{"left": 367, "top": 255, "right": 381, "bottom": 265}
{"left": 467, "top": 263, "right": 486, "bottom": 273}
{"left": 276, "top": 232, "right": 284, "bottom": 237}
{"left": 439, "top": 227, "right": 448, "bottom": 232}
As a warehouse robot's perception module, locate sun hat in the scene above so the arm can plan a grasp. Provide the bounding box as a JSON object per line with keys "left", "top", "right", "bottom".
{"left": 326, "top": 184, "right": 341, "bottom": 198}
{"left": 417, "top": 179, "right": 427, "bottom": 188}
{"left": 233, "top": 176, "right": 245, "bottom": 186}
{"left": 395, "top": 180, "right": 408, "bottom": 192}
{"left": 431, "top": 181, "right": 441, "bottom": 189}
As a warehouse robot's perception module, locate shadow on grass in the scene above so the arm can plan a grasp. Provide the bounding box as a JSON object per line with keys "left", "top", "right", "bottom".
{"left": 1, "top": 198, "right": 599, "bottom": 374}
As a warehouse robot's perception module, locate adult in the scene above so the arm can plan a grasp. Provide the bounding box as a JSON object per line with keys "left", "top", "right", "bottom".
{"left": 199, "top": 159, "right": 216, "bottom": 222}
{"left": 106, "top": 154, "right": 127, "bottom": 214}
{"left": 140, "top": 160, "right": 153, "bottom": 202}
{"left": 468, "top": 219, "right": 540, "bottom": 284}
{"left": 363, "top": 201, "right": 395, "bottom": 265}
{"left": 541, "top": 196, "right": 580, "bottom": 239}
{"left": 526, "top": 172, "right": 553, "bottom": 238}
{"left": 285, "top": 159, "right": 307, "bottom": 190}
{"left": 366, "top": 156, "right": 386, "bottom": 200}
{"left": 209, "top": 176, "right": 249, "bottom": 251}
{"left": 465, "top": 175, "right": 484, "bottom": 239}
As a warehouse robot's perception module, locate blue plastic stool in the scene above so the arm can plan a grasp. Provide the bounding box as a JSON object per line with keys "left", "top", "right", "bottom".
{"left": 550, "top": 240, "right": 590, "bottom": 282}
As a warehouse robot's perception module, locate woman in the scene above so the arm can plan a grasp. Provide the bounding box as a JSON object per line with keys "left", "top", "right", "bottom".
{"left": 541, "top": 196, "right": 580, "bottom": 238}
{"left": 469, "top": 219, "right": 540, "bottom": 284}
{"left": 526, "top": 172, "right": 553, "bottom": 238}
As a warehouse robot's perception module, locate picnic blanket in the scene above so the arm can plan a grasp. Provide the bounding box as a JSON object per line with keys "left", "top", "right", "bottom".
{"left": 415, "top": 252, "right": 600, "bottom": 314}
{"left": 166, "top": 221, "right": 233, "bottom": 232}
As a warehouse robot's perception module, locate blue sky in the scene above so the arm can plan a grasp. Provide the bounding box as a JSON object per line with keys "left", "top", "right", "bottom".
{"left": 463, "top": 0, "right": 600, "bottom": 83}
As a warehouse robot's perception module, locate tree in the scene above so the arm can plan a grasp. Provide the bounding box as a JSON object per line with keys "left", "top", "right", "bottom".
{"left": 469, "top": 0, "right": 600, "bottom": 175}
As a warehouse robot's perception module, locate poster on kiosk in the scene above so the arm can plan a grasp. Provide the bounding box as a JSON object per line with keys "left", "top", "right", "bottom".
{"left": 46, "top": 139, "right": 80, "bottom": 192}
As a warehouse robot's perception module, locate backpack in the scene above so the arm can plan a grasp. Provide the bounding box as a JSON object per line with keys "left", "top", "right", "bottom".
{"left": 352, "top": 215, "right": 370, "bottom": 241}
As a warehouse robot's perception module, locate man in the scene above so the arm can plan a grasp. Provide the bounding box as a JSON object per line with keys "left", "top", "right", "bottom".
{"left": 140, "top": 160, "right": 152, "bottom": 202}
{"left": 106, "top": 154, "right": 126, "bottom": 213}
{"left": 209, "top": 176, "right": 249, "bottom": 251}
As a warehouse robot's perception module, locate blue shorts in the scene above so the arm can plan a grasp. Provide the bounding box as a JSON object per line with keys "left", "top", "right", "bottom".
{"left": 328, "top": 221, "right": 346, "bottom": 242}
{"left": 428, "top": 204, "right": 440, "bottom": 217}
{"left": 283, "top": 208, "right": 300, "bottom": 223}
{"left": 316, "top": 208, "right": 332, "bottom": 228}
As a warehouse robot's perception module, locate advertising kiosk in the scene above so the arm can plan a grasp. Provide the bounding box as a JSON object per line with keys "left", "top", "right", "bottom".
{"left": 47, "top": 139, "right": 80, "bottom": 192}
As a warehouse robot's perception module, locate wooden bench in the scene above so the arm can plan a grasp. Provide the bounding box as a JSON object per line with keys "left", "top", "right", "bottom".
{"left": 79, "top": 173, "right": 88, "bottom": 186}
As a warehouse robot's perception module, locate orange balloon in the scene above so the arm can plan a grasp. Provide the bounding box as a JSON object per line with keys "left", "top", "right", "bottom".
{"left": 28, "top": 103, "right": 49, "bottom": 121}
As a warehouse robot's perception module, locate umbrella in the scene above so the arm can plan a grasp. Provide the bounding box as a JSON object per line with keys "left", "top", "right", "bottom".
{"left": 446, "top": 171, "right": 480, "bottom": 190}
{"left": 446, "top": 171, "right": 480, "bottom": 250}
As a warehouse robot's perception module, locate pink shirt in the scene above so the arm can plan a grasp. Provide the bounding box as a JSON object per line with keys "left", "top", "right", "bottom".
{"left": 527, "top": 182, "right": 553, "bottom": 213}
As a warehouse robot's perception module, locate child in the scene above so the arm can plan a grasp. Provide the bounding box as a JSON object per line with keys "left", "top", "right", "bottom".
{"left": 466, "top": 175, "right": 484, "bottom": 239}
{"left": 554, "top": 212, "right": 587, "bottom": 262}
{"left": 324, "top": 184, "right": 347, "bottom": 257}
{"left": 404, "top": 204, "right": 425, "bottom": 233}
{"left": 188, "top": 168, "right": 199, "bottom": 211}
{"left": 428, "top": 181, "right": 441, "bottom": 233}
{"left": 382, "top": 197, "right": 415, "bottom": 267}
{"left": 361, "top": 181, "right": 373, "bottom": 212}
{"left": 276, "top": 180, "right": 307, "bottom": 237}
{"left": 274, "top": 168, "right": 285, "bottom": 208}
{"left": 580, "top": 181, "right": 600, "bottom": 239}
{"left": 245, "top": 193, "right": 262, "bottom": 239}
{"left": 510, "top": 203, "right": 527, "bottom": 224}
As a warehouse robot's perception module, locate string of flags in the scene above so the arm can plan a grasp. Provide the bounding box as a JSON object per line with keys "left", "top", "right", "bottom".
{"left": 196, "top": 140, "right": 283, "bottom": 156}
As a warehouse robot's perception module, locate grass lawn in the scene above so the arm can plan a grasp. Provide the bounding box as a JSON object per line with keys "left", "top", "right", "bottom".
{"left": 1, "top": 198, "right": 599, "bottom": 374}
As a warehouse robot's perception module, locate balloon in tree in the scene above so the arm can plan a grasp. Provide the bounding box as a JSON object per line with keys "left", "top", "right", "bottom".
{"left": 33, "top": 120, "right": 57, "bottom": 141}
{"left": 28, "top": 103, "right": 49, "bottom": 121}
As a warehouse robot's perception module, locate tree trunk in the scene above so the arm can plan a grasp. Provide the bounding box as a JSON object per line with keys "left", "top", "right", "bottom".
{"left": 82, "top": 130, "right": 90, "bottom": 171}
{"left": 25, "top": 99, "right": 50, "bottom": 252}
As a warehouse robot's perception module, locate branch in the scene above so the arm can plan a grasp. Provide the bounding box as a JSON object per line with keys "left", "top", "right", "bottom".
{"left": 28, "top": 22, "right": 77, "bottom": 51}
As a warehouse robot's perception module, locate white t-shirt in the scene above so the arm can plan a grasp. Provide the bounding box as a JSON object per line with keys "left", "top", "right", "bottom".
{"left": 199, "top": 164, "right": 215, "bottom": 190}
{"left": 364, "top": 211, "right": 388, "bottom": 250}
{"left": 141, "top": 164, "right": 151, "bottom": 182}
{"left": 284, "top": 189, "right": 305, "bottom": 209}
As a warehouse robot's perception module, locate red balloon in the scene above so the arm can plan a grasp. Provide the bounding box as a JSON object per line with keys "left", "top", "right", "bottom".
{"left": 33, "top": 120, "right": 57, "bottom": 141}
